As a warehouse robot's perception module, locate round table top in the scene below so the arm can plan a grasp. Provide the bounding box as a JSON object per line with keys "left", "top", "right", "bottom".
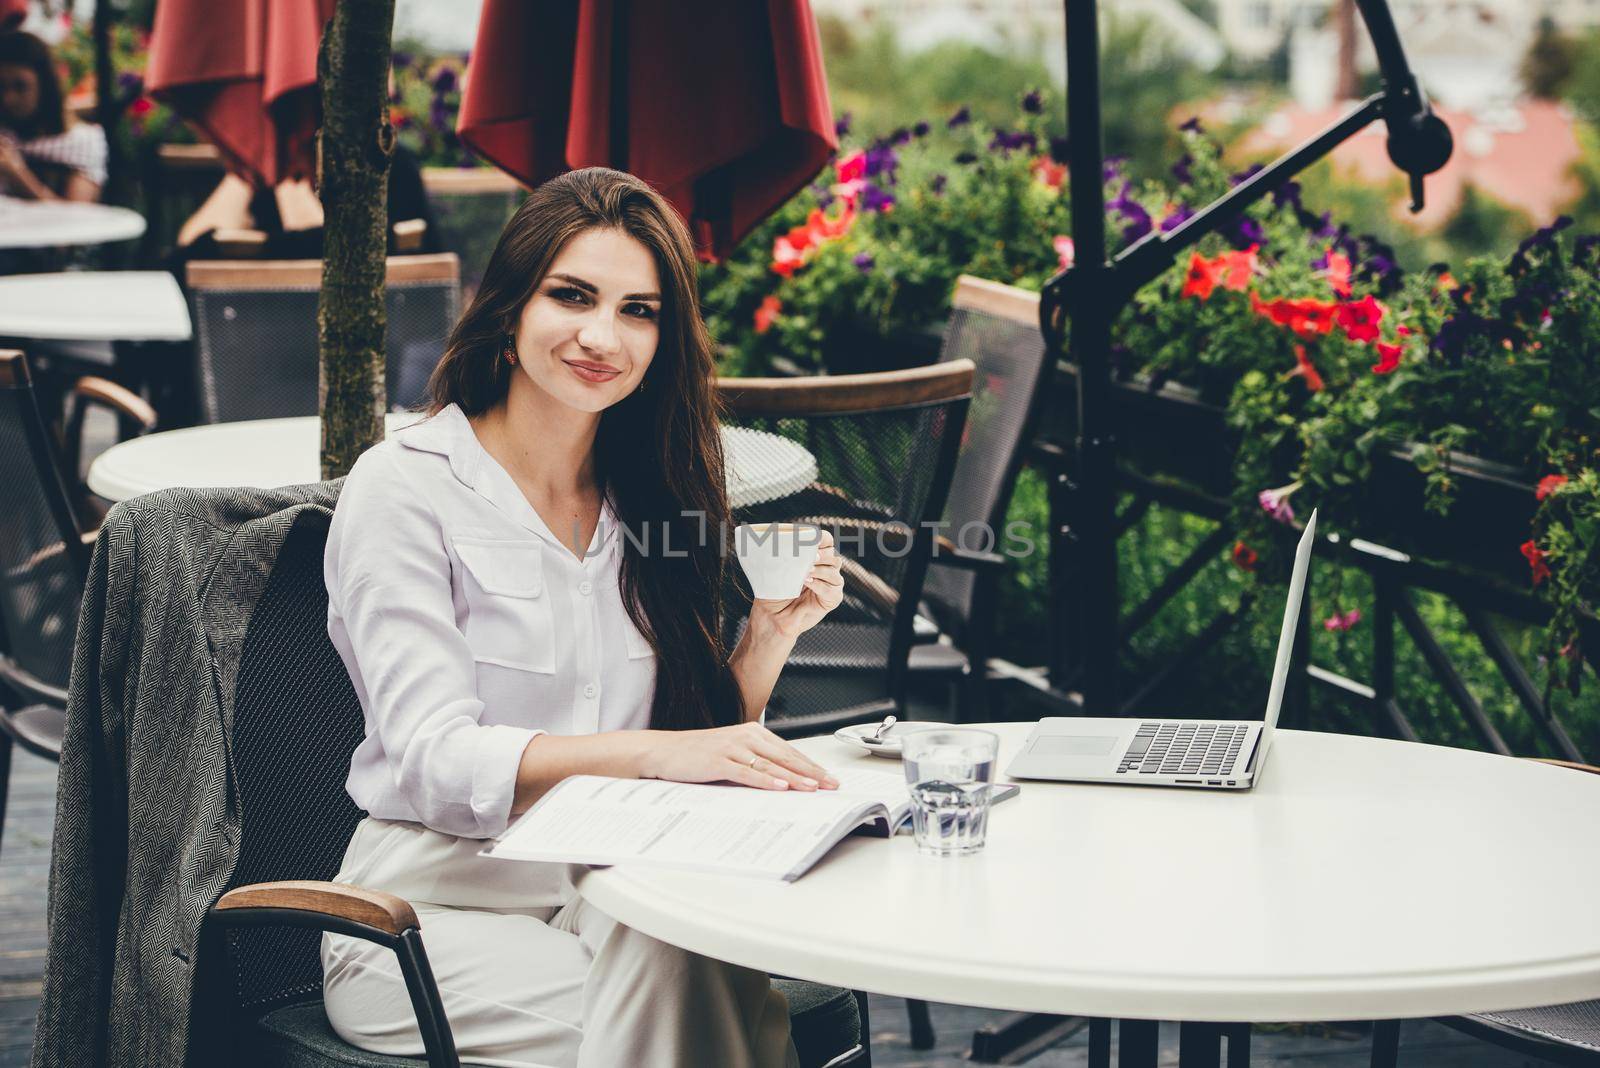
{"left": 576, "top": 724, "right": 1600, "bottom": 1023}
{"left": 0, "top": 272, "right": 192, "bottom": 342}
{"left": 0, "top": 196, "right": 147, "bottom": 249}
{"left": 87, "top": 414, "right": 818, "bottom": 511}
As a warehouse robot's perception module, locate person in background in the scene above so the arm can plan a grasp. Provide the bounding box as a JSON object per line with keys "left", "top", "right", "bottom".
{"left": 0, "top": 30, "right": 106, "bottom": 201}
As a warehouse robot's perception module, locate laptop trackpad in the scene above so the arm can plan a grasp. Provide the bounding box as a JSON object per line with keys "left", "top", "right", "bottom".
{"left": 1032, "top": 735, "right": 1119, "bottom": 757}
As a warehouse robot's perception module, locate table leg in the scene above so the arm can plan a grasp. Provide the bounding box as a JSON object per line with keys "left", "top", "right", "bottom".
{"left": 1088, "top": 1018, "right": 1112, "bottom": 1068}
{"left": 1178, "top": 1022, "right": 1222, "bottom": 1068}
{"left": 1119, "top": 1019, "right": 1160, "bottom": 1068}
{"left": 1225, "top": 1023, "right": 1251, "bottom": 1068}
{"left": 1370, "top": 1019, "right": 1401, "bottom": 1068}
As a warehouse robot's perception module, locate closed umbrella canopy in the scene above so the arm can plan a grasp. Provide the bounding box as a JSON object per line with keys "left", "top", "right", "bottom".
{"left": 459, "top": 0, "right": 836, "bottom": 260}
{"left": 146, "top": 0, "right": 336, "bottom": 187}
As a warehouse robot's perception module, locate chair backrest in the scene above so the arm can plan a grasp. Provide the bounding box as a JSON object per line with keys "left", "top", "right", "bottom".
{"left": 421, "top": 168, "right": 526, "bottom": 301}
{"left": 220, "top": 507, "right": 368, "bottom": 1014}
{"left": 922, "top": 276, "right": 1052, "bottom": 634}
{"left": 186, "top": 253, "right": 461, "bottom": 423}
{"left": 718, "top": 361, "right": 974, "bottom": 733}
{"left": 0, "top": 351, "right": 88, "bottom": 703}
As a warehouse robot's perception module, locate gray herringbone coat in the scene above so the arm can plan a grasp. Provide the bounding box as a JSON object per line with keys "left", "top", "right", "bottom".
{"left": 31, "top": 481, "right": 342, "bottom": 1068}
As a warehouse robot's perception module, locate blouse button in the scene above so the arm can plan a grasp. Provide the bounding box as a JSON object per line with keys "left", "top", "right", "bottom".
{"left": 578, "top": 580, "right": 593, "bottom": 596}
{"left": 583, "top": 682, "right": 598, "bottom": 699}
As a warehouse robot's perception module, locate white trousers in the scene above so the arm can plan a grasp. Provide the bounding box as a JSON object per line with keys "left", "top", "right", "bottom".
{"left": 322, "top": 818, "right": 800, "bottom": 1068}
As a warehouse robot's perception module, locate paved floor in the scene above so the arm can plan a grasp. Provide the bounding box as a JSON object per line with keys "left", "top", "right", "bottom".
{"left": 1, "top": 745, "right": 1538, "bottom": 1067}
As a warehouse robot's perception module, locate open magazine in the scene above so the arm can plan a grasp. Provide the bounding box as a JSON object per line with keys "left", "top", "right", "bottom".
{"left": 481, "top": 765, "right": 1019, "bottom": 882}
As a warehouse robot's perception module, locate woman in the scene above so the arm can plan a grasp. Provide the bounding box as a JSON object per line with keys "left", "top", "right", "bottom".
{"left": 322, "top": 167, "right": 845, "bottom": 1067}
{"left": 0, "top": 30, "right": 106, "bottom": 201}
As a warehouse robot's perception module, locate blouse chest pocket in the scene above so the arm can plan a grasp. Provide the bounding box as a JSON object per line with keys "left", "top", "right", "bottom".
{"left": 452, "top": 537, "right": 556, "bottom": 674}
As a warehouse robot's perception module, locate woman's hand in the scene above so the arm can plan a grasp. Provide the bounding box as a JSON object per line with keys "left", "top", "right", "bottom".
{"left": 749, "top": 529, "right": 844, "bottom": 640}
{"left": 641, "top": 721, "right": 839, "bottom": 791}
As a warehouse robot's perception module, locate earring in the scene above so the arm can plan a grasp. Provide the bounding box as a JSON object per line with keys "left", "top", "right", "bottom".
{"left": 636, "top": 379, "right": 646, "bottom": 394}
{"left": 502, "top": 335, "right": 517, "bottom": 366}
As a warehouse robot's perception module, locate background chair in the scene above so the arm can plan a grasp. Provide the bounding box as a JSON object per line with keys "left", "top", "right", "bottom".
{"left": 199, "top": 507, "right": 870, "bottom": 1068}
{"left": 914, "top": 276, "right": 1055, "bottom": 722}
{"left": 186, "top": 253, "right": 461, "bottom": 423}
{"left": 718, "top": 360, "right": 975, "bottom": 741}
{"left": 0, "top": 350, "right": 90, "bottom": 857}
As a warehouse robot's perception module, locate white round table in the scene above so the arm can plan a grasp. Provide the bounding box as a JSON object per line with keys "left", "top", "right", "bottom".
{"left": 0, "top": 272, "right": 192, "bottom": 342}
{"left": 576, "top": 724, "right": 1600, "bottom": 1024}
{"left": 87, "top": 414, "right": 818, "bottom": 510}
{"left": 0, "top": 196, "right": 147, "bottom": 249}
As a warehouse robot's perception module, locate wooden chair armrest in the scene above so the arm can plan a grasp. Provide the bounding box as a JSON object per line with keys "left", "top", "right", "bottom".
{"left": 71, "top": 376, "right": 157, "bottom": 432}
{"left": 839, "top": 557, "right": 899, "bottom": 617}
{"left": 1529, "top": 758, "right": 1600, "bottom": 776}
{"left": 392, "top": 218, "right": 427, "bottom": 253}
{"left": 212, "top": 228, "right": 269, "bottom": 257}
{"left": 214, "top": 880, "right": 419, "bottom": 936}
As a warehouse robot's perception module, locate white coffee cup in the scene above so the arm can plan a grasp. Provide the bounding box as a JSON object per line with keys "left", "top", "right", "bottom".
{"left": 734, "top": 522, "right": 822, "bottom": 600}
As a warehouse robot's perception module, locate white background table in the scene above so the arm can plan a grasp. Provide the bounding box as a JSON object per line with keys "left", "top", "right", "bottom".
{"left": 0, "top": 271, "right": 192, "bottom": 342}
{"left": 0, "top": 196, "right": 147, "bottom": 249}
{"left": 87, "top": 414, "right": 818, "bottom": 510}
{"left": 576, "top": 724, "right": 1600, "bottom": 1027}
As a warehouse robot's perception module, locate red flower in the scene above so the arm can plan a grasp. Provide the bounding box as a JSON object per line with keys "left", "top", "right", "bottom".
{"left": 1291, "top": 344, "right": 1325, "bottom": 391}
{"left": 1031, "top": 156, "right": 1067, "bottom": 191}
{"left": 1521, "top": 540, "right": 1551, "bottom": 586}
{"left": 806, "top": 204, "right": 855, "bottom": 241}
{"left": 1216, "top": 245, "right": 1257, "bottom": 291}
{"left": 129, "top": 95, "right": 154, "bottom": 118}
{"left": 753, "top": 295, "right": 782, "bottom": 335}
{"left": 1253, "top": 293, "right": 1338, "bottom": 338}
{"left": 1323, "top": 608, "right": 1362, "bottom": 632}
{"left": 836, "top": 150, "right": 866, "bottom": 184}
{"left": 1182, "top": 252, "right": 1217, "bottom": 300}
{"left": 1536, "top": 474, "right": 1569, "bottom": 501}
{"left": 1053, "top": 235, "right": 1075, "bottom": 270}
{"left": 1371, "top": 342, "right": 1403, "bottom": 375}
{"left": 1322, "top": 248, "right": 1353, "bottom": 297}
{"left": 1231, "top": 541, "right": 1258, "bottom": 572}
{"left": 1335, "top": 295, "right": 1385, "bottom": 344}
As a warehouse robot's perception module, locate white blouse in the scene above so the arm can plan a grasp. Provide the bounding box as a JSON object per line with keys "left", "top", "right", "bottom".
{"left": 325, "top": 403, "right": 656, "bottom": 843}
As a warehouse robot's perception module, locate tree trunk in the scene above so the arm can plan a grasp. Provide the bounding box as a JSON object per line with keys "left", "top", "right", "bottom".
{"left": 317, "top": 0, "right": 396, "bottom": 479}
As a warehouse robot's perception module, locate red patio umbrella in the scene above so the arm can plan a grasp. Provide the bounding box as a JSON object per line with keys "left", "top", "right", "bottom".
{"left": 145, "top": 0, "right": 336, "bottom": 187}
{"left": 458, "top": 0, "right": 837, "bottom": 260}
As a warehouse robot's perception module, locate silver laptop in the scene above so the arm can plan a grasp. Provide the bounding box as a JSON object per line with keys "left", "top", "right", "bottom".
{"left": 1007, "top": 510, "right": 1317, "bottom": 790}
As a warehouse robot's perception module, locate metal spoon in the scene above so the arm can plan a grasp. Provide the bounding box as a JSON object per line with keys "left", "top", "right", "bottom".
{"left": 871, "top": 714, "right": 898, "bottom": 741}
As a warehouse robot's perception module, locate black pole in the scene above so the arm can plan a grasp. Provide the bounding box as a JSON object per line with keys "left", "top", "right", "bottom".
{"left": 1062, "top": 0, "right": 1118, "bottom": 714}
{"left": 92, "top": 0, "right": 122, "bottom": 204}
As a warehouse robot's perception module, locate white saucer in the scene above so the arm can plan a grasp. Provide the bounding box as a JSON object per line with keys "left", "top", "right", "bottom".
{"left": 833, "top": 721, "right": 944, "bottom": 759}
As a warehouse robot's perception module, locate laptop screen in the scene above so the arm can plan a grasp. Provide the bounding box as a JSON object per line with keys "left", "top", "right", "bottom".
{"left": 1256, "top": 510, "right": 1317, "bottom": 771}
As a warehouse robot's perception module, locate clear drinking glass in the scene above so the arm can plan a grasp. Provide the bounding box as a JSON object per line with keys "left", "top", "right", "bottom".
{"left": 900, "top": 728, "right": 999, "bottom": 856}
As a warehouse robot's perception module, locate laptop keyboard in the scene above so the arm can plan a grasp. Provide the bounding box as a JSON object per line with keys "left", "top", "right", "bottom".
{"left": 1116, "top": 722, "right": 1250, "bottom": 777}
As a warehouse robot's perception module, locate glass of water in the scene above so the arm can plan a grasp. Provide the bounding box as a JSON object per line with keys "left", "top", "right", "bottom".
{"left": 901, "top": 728, "right": 1000, "bottom": 856}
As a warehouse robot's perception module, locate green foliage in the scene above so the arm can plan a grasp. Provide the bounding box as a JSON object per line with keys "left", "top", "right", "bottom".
{"left": 1522, "top": 17, "right": 1577, "bottom": 100}
{"left": 387, "top": 41, "right": 475, "bottom": 169}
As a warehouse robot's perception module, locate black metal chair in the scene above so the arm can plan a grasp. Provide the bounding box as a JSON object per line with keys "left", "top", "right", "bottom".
{"left": 718, "top": 360, "right": 975, "bottom": 741}
{"left": 915, "top": 276, "right": 1055, "bottom": 721}
{"left": 186, "top": 253, "right": 460, "bottom": 422}
{"left": 199, "top": 506, "right": 870, "bottom": 1068}
{"left": 0, "top": 350, "right": 88, "bottom": 856}
{"left": 1369, "top": 758, "right": 1600, "bottom": 1068}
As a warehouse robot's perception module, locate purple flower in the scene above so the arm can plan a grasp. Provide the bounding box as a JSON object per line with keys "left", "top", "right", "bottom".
{"left": 1021, "top": 89, "right": 1043, "bottom": 114}
{"left": 430, "top": 97, "right": 451, "bottom": 132}
{"left": 1311, "top": 211, "right": 1337, "bottom": 238}
{"left": 1272, "top": 181, "right": 1303, "bottom": 212}
{"left": 1576, "top": 234, "right": 1600, "bottom": 265}
{"left": 1258, "top": 487, "right": 1296, "bottom": 525}
{"left": 1179, "top": 115, "right": 1205, "bottom": 134}
{"left": 1160, "top": 205, "right": 1194, "bottom": 233}
{"left": 1227, "top": 216, "right": 1264, "bottom": 249}
{"left": 955, "top": 150, "right": 978, "bottom": 165}
{"left": 860, "top": 184, "right": 896, "bottom": 213}
{"left": 1108, "top": 183, "right": 1151, "bottom": 243}
{"left": 890, "top": 126, "right": 913, "bottom": 146}
{"left": 912, "top": 120, "right": 930, "bottom": 138}
{"left": 815, "top": 189, "right": 835, "bottom": 210}
{"left": 432, "top": 66, "right": 458, "bottom": 93}
{"left": 864, "top": 144, "right": 898, "bottom": 178}
{"left": 116, "top": 71, "right": 143, "bottom": 94}
{"left": 853, "top": 252, "right": 875, "bottom": 274}
{"left": 1510, "top": 215, "right": 1575, "bottom": 275}
{"left": 988, "top": 129, "right": 1037, "bottom": 155}
{"left": 1102, "top": 155, "right": 1127, "bottom": 184}
{"left": 1229, "top": 163, "right": 1265, "bottom": 187}
{"left": 1171, "top": 154, "right": 1193, "bottom": 185}
{"left": 947, "top": 106, "right": 972, "bottom": 129}
{"left": 1048, "top": 136, "right": 1070, "bottom": 164}
{"left": 834, "top": 112, "right": 852, "bottom": 138}
{"left": 929, "top": 174, "right": 947, "bottom": 195}
{"left": 391, "top": 51, "right": 414, "bottom": 69}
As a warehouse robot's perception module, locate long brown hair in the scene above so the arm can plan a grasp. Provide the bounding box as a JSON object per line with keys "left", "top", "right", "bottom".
{"left": 428, "top": 167, "right": 740, "bottom": 733}
{"left": 0, "top": 31, "right": 67, "bottom": 138}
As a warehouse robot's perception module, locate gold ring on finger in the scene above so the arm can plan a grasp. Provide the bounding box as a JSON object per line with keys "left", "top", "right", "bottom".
{"left": 748, "top": 755, "right": 760, "bottom": 769}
